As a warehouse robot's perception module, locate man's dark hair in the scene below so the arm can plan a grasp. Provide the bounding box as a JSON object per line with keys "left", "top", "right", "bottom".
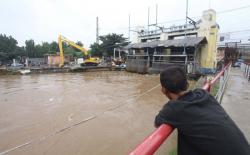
{"left": 160, "top": 66, "right": 188, "bottom": 93}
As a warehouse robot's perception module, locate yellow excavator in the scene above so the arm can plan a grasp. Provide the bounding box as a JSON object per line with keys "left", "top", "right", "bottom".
{"left": 58, "top": 35, "right": 100, "bottom": 67}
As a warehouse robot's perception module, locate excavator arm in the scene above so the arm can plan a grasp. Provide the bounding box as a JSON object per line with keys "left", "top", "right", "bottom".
{"left": 58, "top": 35, "right": 89, "bottom": 67}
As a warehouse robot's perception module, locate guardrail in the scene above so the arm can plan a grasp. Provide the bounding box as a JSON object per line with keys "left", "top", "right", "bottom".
{"left": 129, "top": 63, "right": 231, "bottom": 155}
{"left": 203, "top": 63, "right": 231, "bottom": 103}
{"left": 242, "top": 62, "right": 250, "bottom": 81}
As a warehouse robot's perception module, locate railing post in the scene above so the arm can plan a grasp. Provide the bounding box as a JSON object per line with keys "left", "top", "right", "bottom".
{"left": 245, "top": 65, "right": 247, "bottom": 77}
{"left": 216, "top": 74, "right": 224, "bottom": 103}
{"left": 245, "top": 64, "right": 247, "bottom": 77}
{"left": 247, "top": 65, "right": 250, "bottom": 81}
{"left": 246, "top": 64, "right": 248, "bottom": 77}
{"left": 247, "top": 65, "right": 250, "bottom": 79}
{"left": 247, "top": 65, "right": 249, "bottom": 78}
{"left": 206, "top": 77, "right": 211, "bottom": 92}
{"left": 244, "top": 64, "right": 246, "bottom": 72}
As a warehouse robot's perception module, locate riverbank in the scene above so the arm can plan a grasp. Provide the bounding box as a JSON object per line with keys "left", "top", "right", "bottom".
{"left": 0, "top": 66, "right": 123, "bottom": 75}
{"left": 0, "top": 69, "right": 21, "bottom": 75}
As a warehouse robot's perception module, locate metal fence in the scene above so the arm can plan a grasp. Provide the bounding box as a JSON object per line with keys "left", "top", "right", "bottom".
{"left": 126, "top": 55, "right": 149, "bottom": 74}
{"left": 153, "top": 54, "right": 188, "bottom": 63}
{"left": 209, "top": 64, "right": 231, "bottom": 103}
{"left": 150, "top": 54, "right": 188, "bottom": 74}
{"left": 241, "top": 62, "right": 250, "bottom": 81}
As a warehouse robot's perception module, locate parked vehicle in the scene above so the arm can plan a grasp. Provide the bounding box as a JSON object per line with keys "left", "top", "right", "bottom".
{"left": 120, "top": 63, "right": 126, "bottom": 69}
{"left": 233, "top": 59, "right": 244, "bottom": 67}
{"left": 11, "top": 63, "right": 23, "bottom": 67}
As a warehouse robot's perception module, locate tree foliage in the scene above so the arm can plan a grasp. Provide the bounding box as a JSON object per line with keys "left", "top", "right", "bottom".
{"left": 0, "top": 33, "right": 128, "bottom": 63}
{"left": 90, "top": 43, "right": 102, "bottom": 57}
{"left": 25, "top": 39, "right": 35, "bottom": 57}
{"left": 0, "top": 34, "right": 86, "bottom": 64}
{"left": 49, "top": 41, "right": 59, "bottom": 53}
{"left": 90, "top": 33, "right": 128, "bottom": 57}
{"left": 0, "top": 34, "right": 23, "bottom": 62}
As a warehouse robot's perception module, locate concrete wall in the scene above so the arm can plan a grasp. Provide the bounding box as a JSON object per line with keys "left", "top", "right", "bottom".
{"left": 197, "top": 9, "right": 219, "bottom": 72}
{"left": 45, "top": 55, "right": 71, "bottom": 66}
{"left": 47, "top": 55, "right": 61, "bottom": 66}
{"left": 126, "top": 58, "right": 149, "bottom": 74}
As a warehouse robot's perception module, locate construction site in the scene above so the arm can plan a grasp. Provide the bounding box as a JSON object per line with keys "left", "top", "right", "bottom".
{"left": 1, "top": 1, "right": 250, "bottom": 155}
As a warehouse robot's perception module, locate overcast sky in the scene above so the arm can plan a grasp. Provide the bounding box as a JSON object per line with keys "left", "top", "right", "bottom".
{"left": 1, "top": 0, "right": 250, "bottom": 48}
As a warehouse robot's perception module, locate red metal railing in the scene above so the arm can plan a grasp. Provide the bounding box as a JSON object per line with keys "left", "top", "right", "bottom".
{"left": 202, "top": 63, "right": 231, "bottom": 91}
{"left": 129, "top": 63, "right": 231, "bottom": 155}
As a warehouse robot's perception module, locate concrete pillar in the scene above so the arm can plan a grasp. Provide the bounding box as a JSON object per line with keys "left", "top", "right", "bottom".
{"left": 13, "top": 59, "right": 16, "bottom": 66}
{"left": 119, "top": 49, "right": 121, "bottom": 59}
{"left": 113, "top": 48, "right": 116, "bottom": 59}
{"left": 25, "top": 58, "right": 28, "bottom": 67}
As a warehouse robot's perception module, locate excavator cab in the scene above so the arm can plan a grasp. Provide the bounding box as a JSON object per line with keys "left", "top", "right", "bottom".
{"left": 81, "top": 56, "right": 100, "bottom": 66}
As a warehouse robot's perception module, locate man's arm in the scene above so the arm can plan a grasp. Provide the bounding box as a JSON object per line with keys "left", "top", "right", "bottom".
{"left": 155, "top": 103, "right": 178, "bottom": 128}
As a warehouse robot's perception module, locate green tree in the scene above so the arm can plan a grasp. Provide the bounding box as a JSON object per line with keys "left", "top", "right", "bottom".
{"left": 15, "top": 46, "right": 26, "bottom": 58}
{"left": 0, "top": 34, "right": 19, "bottom": 62}
{"left": 90, "top": 33, "right": 128, "bottom": 57}
{"left": 90, "top": 43, "right": 102, "bottom": 57}
{"left": 49, "top": 41, "right": 58, "bottom": 54}
{"left": 40, "top": 42, "right": 50, "bottom": 57}
{"left": 0, "top": 52, "right": 8, "bottom": 62}
{"left": 34, "top": 44, "right": 44, "bottom": 58}
{"left": 25, "top": 39, "right": 35, "bottom": 58}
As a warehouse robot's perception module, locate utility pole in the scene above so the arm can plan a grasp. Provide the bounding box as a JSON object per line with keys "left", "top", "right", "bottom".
{"left": 155, "top": 4, "right": 158, "bottom": 53}
{"left": 147, "top": 6, "right": 150, "bottom": 54}
{"left": 148, "top": 6, "right": 150, "bottom": 35}
{"left": 155, "top": 4, "right": 158, "bottom": 35}
{"left": 96, "top": 16, "right": 99, "bottom": 44}
{"left": 156, "top": 4, "right": 158, "bottom": 26}
{"left": 128, "top": 14, "right": 131, "bottom": 42}
{"left": 183, "top": 0, "right": 188, "bottom": 55}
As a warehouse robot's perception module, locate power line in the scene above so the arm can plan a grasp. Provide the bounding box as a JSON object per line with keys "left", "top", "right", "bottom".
{"left": 96, "top": 17, "right": 99, "bottom": 44}
{"left": 158, "top": 4, "right": 250, "bottom": 25}
{"left": 99, "top": 4, "right": 250, "bottom": 31}
{"left": 221, "top": 29, "right": 250, "bottom": 34}
{"left": 136, "top": 4, "right": 250, "bottom": 27}
{"left": 217, "top": 4, "right": 250, "bottom": 14}
{"left": 220, "top": 29, "right": 250, "bottom": 41}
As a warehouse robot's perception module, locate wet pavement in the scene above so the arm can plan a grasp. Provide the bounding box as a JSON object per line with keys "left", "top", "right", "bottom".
{"left": 0, "top": 71, "right": 176, "bottom": 155}
{"left": 221, "top": 68, "right": 250, "bottom": 142}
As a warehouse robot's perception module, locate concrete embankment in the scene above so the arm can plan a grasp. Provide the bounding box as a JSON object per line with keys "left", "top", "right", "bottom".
{"left": 0, "top": 69, "right": 21, "bottom": 75}
{"left": 0, "top": 66, "right": 116, "bottom": 75}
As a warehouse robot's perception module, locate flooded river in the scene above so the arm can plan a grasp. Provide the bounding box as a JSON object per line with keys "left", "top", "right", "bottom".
{"left": 0, "top": 71, "right": 177, "bottom": 155}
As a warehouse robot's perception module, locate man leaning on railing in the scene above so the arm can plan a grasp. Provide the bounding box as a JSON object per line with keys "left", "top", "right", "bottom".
{"left": 155, "top": 66, "right": 250, "bottom": 155}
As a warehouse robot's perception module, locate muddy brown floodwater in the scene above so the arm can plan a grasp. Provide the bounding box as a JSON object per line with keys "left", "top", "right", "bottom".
{"left": 0, "top": 71, "right": 177, "bottom": 155}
